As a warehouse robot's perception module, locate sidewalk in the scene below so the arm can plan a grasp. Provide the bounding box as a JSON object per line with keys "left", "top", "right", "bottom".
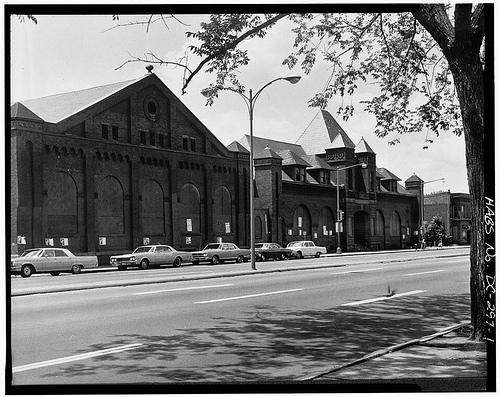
{"left": 303, "top": 323, "right": 490, "bottom": 392}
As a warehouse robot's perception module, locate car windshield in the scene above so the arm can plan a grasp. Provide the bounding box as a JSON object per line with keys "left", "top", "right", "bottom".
{"left": 287, "top": 242, "right": 303, "bottom": 247}
{"left": 133, "top": 247, "right": 153, "bottom": 254}
{"left": 255, "top": 244, "right": 265, "bottom": 248}
{"left": 204, "top": 244, "right": 221, "bottom": 250}
{"left": 20, "top": 249, "right": 43, "bottom": 258}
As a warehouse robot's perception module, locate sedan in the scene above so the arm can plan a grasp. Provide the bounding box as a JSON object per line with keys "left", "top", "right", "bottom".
{"left": 110, "top": 245, "right": 192, "bottom": 270}
{"left": 191, "top": 243, "right": 250, "bottom": 265}
{"left": 255, "top": 243, "right": 292, "bottom": 261}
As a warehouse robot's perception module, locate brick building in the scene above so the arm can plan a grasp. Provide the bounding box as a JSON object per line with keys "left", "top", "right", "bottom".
{"left": 424, "top": 191, "right": 472, "bottom": 245}
{"left": 11, "top": 71, "right": 420, "bottom": 261}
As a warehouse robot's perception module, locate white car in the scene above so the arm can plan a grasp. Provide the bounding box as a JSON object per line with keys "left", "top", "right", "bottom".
{"left": 110, "top": 245, "right": 192, "bottom": 270}
{"left": 286, "top": 241, "right": 327, "bottom": 259}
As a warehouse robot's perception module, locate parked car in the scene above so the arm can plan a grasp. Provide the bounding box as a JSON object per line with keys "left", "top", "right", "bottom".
{"left": 11, "top": 248, "right": 98, "bottom": 278}
{"left": 255, "top": 243, "right": 292, "bottom": 261}
{"left": 191, "top": 243, "right": 250, "bottom": 265}
{"left": 110, "top": 245, "right": 192, "bottom": 270}
{"left": 286, "top": 241, "right": 327, "bottom": 259}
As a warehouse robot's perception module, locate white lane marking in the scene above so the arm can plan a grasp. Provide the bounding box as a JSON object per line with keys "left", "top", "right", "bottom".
{"left": 341, "top": 290, "right": 427, "bottom": 306}
{"left": 132, "top": 283, "right": 233, "bottom": 296}
{"left": 401, "top": 269, "right": 446, "bottom": 277}
{"left": 330, "top": 267, "right": 383, "bottom": 275}
{"left": 194, "top": 288, "right": 303, "bottom": 304}
{"left": 12, "top": 343, "right": 143, "bottom": 373}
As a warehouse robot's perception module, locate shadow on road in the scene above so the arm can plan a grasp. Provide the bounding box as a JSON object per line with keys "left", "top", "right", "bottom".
{"left": 40, "top": 293, "right": 472, "bottom": 383}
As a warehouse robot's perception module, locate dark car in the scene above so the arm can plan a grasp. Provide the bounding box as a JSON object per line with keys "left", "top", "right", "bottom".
{"left": 255, "top": 243, "right": 292, "bottom": 261}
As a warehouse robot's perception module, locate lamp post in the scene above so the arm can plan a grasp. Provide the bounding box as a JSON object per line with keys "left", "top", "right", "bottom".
{"left": 335, "top": 162, "right": 367, "bottom": 254}
{"left": 420, "top": 177, "right": 445, "bottom": 247}
{"left": 202, "top": 75, "right": 301, "bottom": 270}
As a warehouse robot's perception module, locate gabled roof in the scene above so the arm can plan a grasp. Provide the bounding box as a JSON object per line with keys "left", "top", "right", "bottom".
{"left": 276, "top": 150, "right": 311, "bottom": 167}
{"left": 255, "top": 146, "right": 282, "bottom": 160}
{"left": 11, "top": 102, "right": 43, "bottom": 121}
{"left": 377, "top": 167, "right": 401, "bottom": 181}
{"left": 12, "top": 76, "right": 148, "bottom": 123}
{"left": 303, "top": 155, "right": 333, "bottom": 170}
{"left": 296, "top": 109, "right": 356, "bottom": 155}
{"left": 355, "top": 137, "right": 376, "bottom": 154}
{"left": 405, "top": 173, "right": 424, "bottom": 183}
{"left": 227, "top": 141, "right": 249, "bottom": 153}
{"left": 238, "top": 135, "right": 306, "bottom": 157}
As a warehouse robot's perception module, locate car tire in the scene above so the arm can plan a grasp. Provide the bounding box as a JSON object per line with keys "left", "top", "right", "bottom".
{"left": 139, "top": 259, "right": 149, "bottom": 270}
{"left": 21, "top": 265, "right": 34, "bottom": 278}
{"left": 315, "top": 252, "right": 321, "bottom": 258}
{"left": 236, "top": 255, "right": 244, "bottom": 263}
{"left": 211, "top": 255, "right": 219, "bottom": 265}
{"left": 50, "top": 272, "right": 60, "bottom": 276}
{"left": 296, "top": 251, "right": 303, "bottom": 259}
{"left": 280, "top": 253, "right": 287, "bottom": 261}
{"left": 173, "top": 257, "right": 182, "bottom": 267}
{"left": 71, "top": 264, "right": 82, "bottom": 274}
{"left": 260, "top": 253, "right": 267, "bottom": 262}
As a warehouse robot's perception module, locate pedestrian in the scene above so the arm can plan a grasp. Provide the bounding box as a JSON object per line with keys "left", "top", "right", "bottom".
{"left": 421, "top": 239, "right": 426, "bottom": 250}
{"left": 438, "top": 239, "right": 443, "bottom": 249}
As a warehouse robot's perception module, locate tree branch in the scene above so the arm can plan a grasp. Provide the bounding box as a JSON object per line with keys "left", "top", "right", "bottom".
{"left": 181, "top": 13, "right": 289, "bottom": 94}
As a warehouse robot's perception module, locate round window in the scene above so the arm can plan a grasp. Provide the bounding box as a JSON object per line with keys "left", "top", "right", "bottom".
{"left": 144, "top": 97, "right": 159, "bottom": 121}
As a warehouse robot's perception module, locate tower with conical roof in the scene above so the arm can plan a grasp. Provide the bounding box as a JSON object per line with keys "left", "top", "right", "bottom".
{"left": 355, "top": 137, "right": 377, "bottom": 194}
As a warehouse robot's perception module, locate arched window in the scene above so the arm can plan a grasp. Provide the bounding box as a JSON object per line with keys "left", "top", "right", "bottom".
{"left": 179, "top": 184, "right": 200, "bottom": 233}
{"left": 47, "top": 171, "right": 78, "bottom": 235}
{"left": 293, "top": 205, "right": 312, "bottom": 237}
{"left": 98, "top": 176, "right": 124, "bottom": 235}
{"left": 375, "top": 210, "right": 385, "bottom": 236}
{"left": 255, "top": 216, "right": 263, "bottom": 238}
{"left": 142, "top": 180, "right": 165, "bottom": 235}
{"left": 213, "top": 186, "right": 232, "bottom": 234}
{"left": 390, "top": 211, "right": 401, "bottom": 236}
{"left": 319, "top": 207, "right": 334, "bottom": 236}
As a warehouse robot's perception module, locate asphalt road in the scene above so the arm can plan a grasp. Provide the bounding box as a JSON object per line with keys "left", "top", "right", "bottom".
{"left": 10, "top": 249, "right": 471, "bottom": 387}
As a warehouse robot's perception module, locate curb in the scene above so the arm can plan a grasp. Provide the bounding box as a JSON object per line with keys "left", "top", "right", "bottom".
{"left": 300, "top": 321, "right": 471, "bottom": 381}
{"left": 11, "top": 250, "right": 470, "bottom": 297}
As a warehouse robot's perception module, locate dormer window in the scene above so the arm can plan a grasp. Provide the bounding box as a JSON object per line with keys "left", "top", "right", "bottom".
{"left": 320, "top": 170, "right": 330, "bottom": 184}
{"left": 295, "top": 167, "right": 306, "bottom": 182}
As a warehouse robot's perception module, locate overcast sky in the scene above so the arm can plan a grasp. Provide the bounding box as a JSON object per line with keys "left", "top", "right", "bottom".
{"left": 10, "top": 13, "right": 470, "bottom": 193}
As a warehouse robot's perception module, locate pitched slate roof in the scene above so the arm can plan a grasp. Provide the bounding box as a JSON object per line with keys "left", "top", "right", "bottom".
{"left": 12, "top": 76, "right": 148, "bottom": 123}
{"left": 405, "top": 173, "right": 424, "bottom": 183}
{"left": 255, "top": 146, "right": 283, "bottom": 160}
{"left": 227, "top": 141, "right": 249, "bottom": 153}
{"left": 296, "top": 109, "right": 356, "bottom": 155}
{"left": 276, "top": 150, "right": 311, "bottom": 167}
{"left": 355, "top": 137, "right": 376, "bottom": 154}
{"left": 11, "top": 102, "right": 43, "bottom": 121}
{"left": 238, "top": 135, "right": 306, "bottom": 157}
{"left": 302, "top": 155, "right": 333, "bottom": 170}
{"left": 377, "top": 167, "right": 401, "bottom": 181}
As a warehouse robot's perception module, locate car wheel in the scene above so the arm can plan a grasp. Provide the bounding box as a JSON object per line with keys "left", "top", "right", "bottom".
{"left": 50, "top": 272, "right": 60, "bottom": 276}
{"left": 315, "top": 252, "right": 321, "bottom": 258}
{"left": 236, "top": 255, "right": 244, "bottom": 263}
{"left": 71, "top": 264, "right": 82, "bottom": 274}
{"left": 173, "top": 257, "right": 182, "bottom": 267}
{"left": 211, "top": 255, "right": 219, "bottom": 265}
{"left": 139, "top": 259, "right": 149, "bottom": 270}
{"left": 296, "top": 251, "right": 303, "bottom": 259}
{"left": 280, "top": 253, "right": 287, "bottom": 260}
{"left": 260, "top": 253, "right": 267, "bottom": 262}
{"left": 117, "top": 265, "right": 127, "bottom": 271}
{"left": 21, "top": 265, "right": 34, "bottom": 278}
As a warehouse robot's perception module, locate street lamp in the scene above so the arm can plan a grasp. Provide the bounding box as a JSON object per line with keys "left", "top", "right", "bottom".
{"left": 335, "top": 162, "right": 367, "bottom": 254}
{"left": 420, "top": 177, "right": 445, "bottom": 247}
{"left": 202, "top": 75, "right": 301, "bottom": 270}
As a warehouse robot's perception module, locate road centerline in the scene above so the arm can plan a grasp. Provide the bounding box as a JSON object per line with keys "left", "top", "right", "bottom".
{"left": 341, "top": 290, "right": 427, "bottom": 306}
{"left": 330, "top": 267, "right": 384, "bottom": 275}
{"left": 194, "top": 288, "right": 303, "bottom": 304}
{"left": 12, "top": 344, "right": 144, "bottom": 373}
{"left": 132, "top": 283, "right": 234, "bottom": 296}
{"left": 401, "top": 269, "right": 446, "bottom": 277}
